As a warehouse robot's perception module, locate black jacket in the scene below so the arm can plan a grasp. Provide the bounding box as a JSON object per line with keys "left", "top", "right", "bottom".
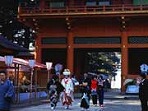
{"left": 80, "top": 77, "right": 91, "bottom": 94}
{"left": 139, "top": 79, "right": 148, "bottom": 100}
{"left": 47, "top": 79, "right": 64, "bottom": 94}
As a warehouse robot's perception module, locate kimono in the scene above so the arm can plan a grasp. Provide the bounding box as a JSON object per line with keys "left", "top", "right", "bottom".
{"left": 47, "top": 78, "right": 64, "bottom": 110}
{"left": 61, "top": 77, "right": 74, "bottom": 108}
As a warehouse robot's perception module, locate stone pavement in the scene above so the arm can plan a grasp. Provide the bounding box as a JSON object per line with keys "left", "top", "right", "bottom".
{"left": 12, "top": 98, "right": 141, "bottom": 111}
{"left": 103, "top": 89, "right": 139, "bottom": 100}
{"left": 11, "top": 89, "right": 140, "bottom": 111}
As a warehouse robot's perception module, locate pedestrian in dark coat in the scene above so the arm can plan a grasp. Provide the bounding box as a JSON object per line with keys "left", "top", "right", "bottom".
{"left": 97, "top": 75, "right": 105, "bottom": 107}
{"left": 139, "top": 74, "right": 148, "bottom": 111}
{"left": 79, "top": 73, "right": 91, "bottom": 110}
{"left": 0, "top": 70, "right": 15, "bottom": 111}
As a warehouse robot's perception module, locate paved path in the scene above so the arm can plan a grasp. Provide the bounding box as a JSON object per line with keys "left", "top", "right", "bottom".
{"left": 12, "top": 98, "right": 141, "bottom": 111}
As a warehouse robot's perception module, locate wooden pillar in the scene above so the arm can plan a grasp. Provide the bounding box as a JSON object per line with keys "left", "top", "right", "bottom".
{"left": 121, "top": 30, "right": 128, "bottom": 93}
{"left": 39, "top": 0, "right": 45, "bottom": 10}
{"left": 36, "top": 1, "right": 44, "bottom": 63}
{"left": 15, "top": 64, "right": 20, "bottom": 103}
{"left": 34, "top": 68, "right": 38, "bottom": 99}
{"left": 67, "top": 31, "right": 74, "bottom": 73}
{"left": 35, "top": 35, "right": 41, "bottom": 63}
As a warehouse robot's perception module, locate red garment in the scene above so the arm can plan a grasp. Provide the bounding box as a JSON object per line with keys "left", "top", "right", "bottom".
{"left": 91, "top": 79, "right": 98, "bottom": 90}
{"left": 62, "top": 92, "right": 72, "bottom": 105}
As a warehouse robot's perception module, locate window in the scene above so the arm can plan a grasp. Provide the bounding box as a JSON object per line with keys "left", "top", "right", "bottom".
{"left": 128, "top": 36, "right": 148, "bottom": 44}
{"left": 41, "top": 37, "right": 67, "bottom": 44}
{"left": 74, "top": 37, "right": 121, "bottom": 44}
{"left": 86, "top": 0, "right": 97, "bottom": 6}
{"left": 49, "top": 0, "right": 65, "bottom": 8}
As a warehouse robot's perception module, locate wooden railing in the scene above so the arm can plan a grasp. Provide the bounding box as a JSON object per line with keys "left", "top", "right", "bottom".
{"left": 18, "top": 4, "right": 148, "bottom": 16}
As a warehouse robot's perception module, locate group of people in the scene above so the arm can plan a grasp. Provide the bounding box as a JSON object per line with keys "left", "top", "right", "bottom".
{"left": 47, "top": 69, "right": 74, "bottom": 110}
{"left": 79, "top": 73, "right": 105, "bottom": 111}
{"left": 0, "top": 67, "right": 148, "bottom": 111}
{"left": 46, "top": 69, "right": 105, "bottom": 111}
{"left": 46, "top": 68, "right": 148, "bottom": 111}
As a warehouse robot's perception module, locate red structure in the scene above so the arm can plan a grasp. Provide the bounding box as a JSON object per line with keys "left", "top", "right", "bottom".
{"left": 18, "top": 0, "right": 148, "bottom": 92}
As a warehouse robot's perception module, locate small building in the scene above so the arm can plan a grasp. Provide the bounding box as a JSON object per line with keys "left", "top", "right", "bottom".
{"left": 0, "top": 36, "right": 47, "bottom": 102}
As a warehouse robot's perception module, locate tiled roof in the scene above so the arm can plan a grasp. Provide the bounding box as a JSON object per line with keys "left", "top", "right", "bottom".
{"left": 0, "top": 36, "right": 29, "bottom": 52}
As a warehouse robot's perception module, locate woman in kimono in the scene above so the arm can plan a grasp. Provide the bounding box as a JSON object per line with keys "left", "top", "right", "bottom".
{"left": 47, "top": 75, "right": 64, "bottom": 110}
{"left": 61, "top": 69, "right": 74, "bottom": 109}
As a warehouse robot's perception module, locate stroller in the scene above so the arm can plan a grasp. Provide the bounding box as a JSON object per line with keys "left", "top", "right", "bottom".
{"left": 80, "top": 93, "right": 90, "bottom": 110}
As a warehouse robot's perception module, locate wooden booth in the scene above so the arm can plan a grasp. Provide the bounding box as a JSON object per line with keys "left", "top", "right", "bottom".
{"left": 0, "top": 36, "right": 48, "bottom": 103}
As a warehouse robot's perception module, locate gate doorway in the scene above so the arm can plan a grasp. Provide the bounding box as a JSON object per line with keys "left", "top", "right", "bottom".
{"left": 74, "top": 48, "right": 121, "bottom": 89}
{"left": 42, "top": 48, "right": 67, "bottom": 74}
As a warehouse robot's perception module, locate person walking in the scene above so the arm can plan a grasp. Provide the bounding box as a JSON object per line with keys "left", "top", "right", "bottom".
{"left": 97, "top": 75, "right": 105, "bottom": 108}
{"left": 79, "top": 73, "right": 91, "bottom": 111}
{"left": 61, "top": 69, "right": 74, "bottom": 109}
{"left": 91, "top": 75, "right": 98, "bottom": 106}
{"left": 47, "top": 74, "right": 64, "bottom": 110}
{"left": 0, "top": 70, "right": 15, "bottom": 111}
{"left": 139, "top": 73, "right": 148, "bottom": 111}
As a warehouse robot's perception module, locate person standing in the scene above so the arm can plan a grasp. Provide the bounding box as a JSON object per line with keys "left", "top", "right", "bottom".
{"left": 61, "top": 69, "right": 74, "bottom": 109}
{"left": 139, "top": 74, "right": 148, "bottom": 111}
{"left": 97, "top": 75, "right": 105, "bottom": 108}
{"left": 79, "top": 73, "right": 91, "bottom": 111}
{"left": 0, "top": 70, "right": 15, "bottom": 111}
{"left": 91, "top": 75, "right": 98, "bottom": 106}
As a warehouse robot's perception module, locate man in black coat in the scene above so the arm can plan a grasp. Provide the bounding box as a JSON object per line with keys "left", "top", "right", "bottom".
{"left": 79, "top": 73, "right": 91, "bottom": 110}
{"left": 139, "top": 74, "right": 148, "bottom": 111}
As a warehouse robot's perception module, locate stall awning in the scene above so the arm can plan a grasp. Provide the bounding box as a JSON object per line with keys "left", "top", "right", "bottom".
{"left": 14, "top": 58, "right": 46, "bottom": 68}
{"left": 0, "top": 56, "right": 46, "bottom": 69}
{"left": 0, "top": 36, "right": 29, "bottom": 52}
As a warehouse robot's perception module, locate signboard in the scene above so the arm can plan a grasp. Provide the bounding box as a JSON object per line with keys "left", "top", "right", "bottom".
{"left": 126, "top": 85, "right": 139, "bottom": 94}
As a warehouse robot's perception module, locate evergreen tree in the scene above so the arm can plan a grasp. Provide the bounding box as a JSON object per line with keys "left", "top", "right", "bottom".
{"left": 88, "top": 52, "right": 120, "bottom": 78}
{"left": 0, "top": 0, "right": 35, "bottom": 49}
